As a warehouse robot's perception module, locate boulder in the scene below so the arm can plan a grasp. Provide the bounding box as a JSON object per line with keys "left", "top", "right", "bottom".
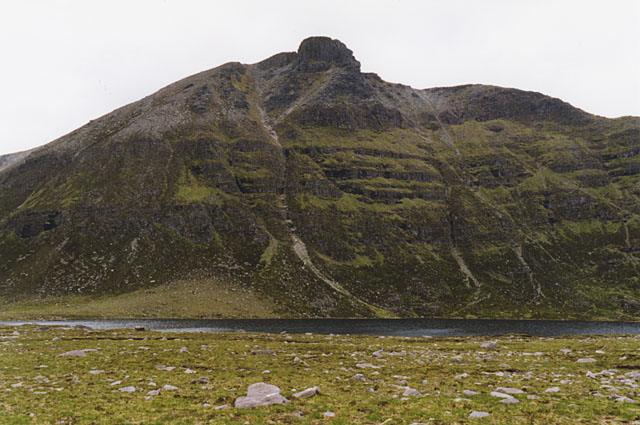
{"left": 234, "top": 383, "right": 289, "bottom": 408}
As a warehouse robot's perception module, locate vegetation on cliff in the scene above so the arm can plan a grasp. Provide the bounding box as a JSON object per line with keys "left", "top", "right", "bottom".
{"left": 0, "top": 37, "right": 638, "bottom": 319}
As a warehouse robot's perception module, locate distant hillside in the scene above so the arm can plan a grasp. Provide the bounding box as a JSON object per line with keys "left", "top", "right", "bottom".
{"left": 1, "top": 37, "right": 639, "bottom": 320}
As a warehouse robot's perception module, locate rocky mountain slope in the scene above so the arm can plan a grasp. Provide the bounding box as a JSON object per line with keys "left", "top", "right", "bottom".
{"left": 1, "top": 37, "right": 639, "bottom": 319}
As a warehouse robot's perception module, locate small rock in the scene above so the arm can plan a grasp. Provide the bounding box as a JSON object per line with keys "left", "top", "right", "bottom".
{"left": 352, "top": 373, "right": 366, "bottom": 382}
{"left": 74, "top": 325, "right": 92, "bottom": 330}
{"left": 293, "top": 386, "right": 320, "bottom": 398}
{"left": 190, "top": 377, "right": 210, "bottom": 385}
{"left": 184, "top": 368, "right": 196, "bottom": 374}
{"left": 356, "top": 363, "right": 380, "bottom": 369}
{"left": 615, "top": 396, "right": 636, "bottom": 403}
{"left": 155, "top": 365, "right": 175, "bottom": 371}
{"left": 500, "top": 397, "right": 520, "bottom": 404}
{"left": 402, "top": 387, "right": 421, "bottom": 397}
{"left": 147, "top": 389, "right": 161, "bottom": 396}
{"left": 527, "top": 395, "right": 539, "bottom": 399}
{"left": 469, "top": 411, "right": 490, "bottom": 418}
{"left": 455, "top": 373, "right": 469, "bottom": 379}
{"left": 490, "top": 391, "right": 512, "bottom": 399}
{"left": 119, "top": 386, "right": 135, "bottom": 393}
{"left": 496, "top": 387, "right": 524, "bottom": 394}
{"left": 625, "top": 371, "right": 640, "bottom": 379}
{"left": 545, "top": 387, "right": 560, "bottom": 393}
{"left": 214, "top": 405, "right": 229, "bottom": 410}
{"left": 134, "top": 326, "right": 146, "bottom": 331}
{"left": 577, "top": 358, "right": 597, "bottom": 363}
{"left": 323, "top": 412, "right": 335, "bottom": 417}
{"left": 454, "top": 398, "right": 471, "bottom": 402}
{"left": 481, "top": 341, "right": 497, "bottom": 349}
{"left": 463, "top": 390, "right": 479, "bottom": 396}
{"left": 293, "top": 357, "right": 309, "bottom": 367}
{"left": 58, "top": 350, "right": 87, "bottom": 357}
{"left": 251, "top": 350, "right": 276, "bottom": 356}
{"left": 88, "top": 370, "right": 104, "bottom": 375}
{"left": 162, "top": 385, "right": 178, "bottom": 391}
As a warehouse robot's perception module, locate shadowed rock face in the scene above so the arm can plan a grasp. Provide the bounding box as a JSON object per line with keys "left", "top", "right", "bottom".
{"left": 0, "top": 37, "right": 638, "bottom": 319}
{"left": 296, "top": 36, "right": 361, "bottom": 72}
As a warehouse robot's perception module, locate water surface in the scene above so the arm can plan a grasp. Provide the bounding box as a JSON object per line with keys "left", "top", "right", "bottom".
{"left": 1, "top": 318, "right": 639, "bottom": 337}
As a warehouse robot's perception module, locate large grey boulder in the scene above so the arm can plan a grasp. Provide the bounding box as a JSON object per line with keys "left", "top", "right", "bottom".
{"left": 234, "top": 383, "right": 289, "bottom": 408}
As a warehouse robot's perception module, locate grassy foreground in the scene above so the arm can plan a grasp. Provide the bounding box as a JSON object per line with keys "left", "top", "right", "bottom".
{"left": 0, "top": 325, "right": 638, "bottom": 424}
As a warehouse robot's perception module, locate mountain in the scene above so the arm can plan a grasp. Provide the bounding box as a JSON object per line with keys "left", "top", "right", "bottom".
{"left": 1, "top": 37, "right": 639, "bottom": 319}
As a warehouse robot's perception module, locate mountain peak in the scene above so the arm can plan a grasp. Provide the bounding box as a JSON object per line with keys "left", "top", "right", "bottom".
{"left": 296, "top": 36, "right": 360, "bottom": 72}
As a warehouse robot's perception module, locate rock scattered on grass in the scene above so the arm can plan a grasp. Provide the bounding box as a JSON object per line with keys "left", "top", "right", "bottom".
{"left": 402, "top": 387, "right": 421, "bottom": 397}
{"left": 119, "top": 386, "right": 135, "bottom": 393}
{"left": 352, "top": 373, "right": 366, "bottom": 382}
{"left": 577, "top": 358, "right": 596, "bottom": 363}
{"left": 162, "top": 384, "right": 178, "bottom": 391}
{"left": 234, "top": 383, "right": 289, "bottom": 408}
{"left": 496, "top": 387, "right": 524, "bottom": 394}
{"left": 155, "top": 365, "right": 175, "bottom": 371}
{"left": 323, "top": 412, "right": 335, "bottom": 417}
{"left": 251, "top": 350, "right": 276, "bottom": 356}
{"left": 462, "top": 390, "right": 479, "bottom": 396}
{"left": 490, "top": 391, "right": 511, "bottom": 399}
{"left": 469, "top": 411, "right": 490, "bottom": 418}
{"left": 58, "top": 350, "right": 87, "bottom": 357}
{"left": 545, "top": 387, "right": 560, "bottom": 393}
{"left": 356, "top": 363, "right": 380, "bottom": 369}
{"left": 500, "top": 397, "right": 520, "bottom": 404}
{"left": 293, "top": 386, "right": 320, "bottom": 398}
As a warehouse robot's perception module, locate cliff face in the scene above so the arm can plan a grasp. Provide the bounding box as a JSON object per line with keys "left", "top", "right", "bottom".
{"left": 1, "top": 37, "right": 639, "bottom": 319}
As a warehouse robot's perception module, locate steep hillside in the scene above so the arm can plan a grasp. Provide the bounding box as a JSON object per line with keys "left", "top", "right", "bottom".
{"left": 1, "top": 37, "right": 639, "bottom": 319}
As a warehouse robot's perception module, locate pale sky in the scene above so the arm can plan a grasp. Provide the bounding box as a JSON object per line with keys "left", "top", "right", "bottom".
{"left": 1, "top": 0, "right": 639, "bottom": 155}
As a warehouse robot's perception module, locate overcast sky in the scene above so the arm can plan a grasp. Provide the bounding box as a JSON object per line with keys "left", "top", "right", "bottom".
{"left": 1, "top": 0, "right": 639, "bottom": 155}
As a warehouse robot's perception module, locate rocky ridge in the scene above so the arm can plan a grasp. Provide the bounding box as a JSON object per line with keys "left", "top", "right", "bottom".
{"left": 0, "top": 37, "right": 639, "bottom": 319}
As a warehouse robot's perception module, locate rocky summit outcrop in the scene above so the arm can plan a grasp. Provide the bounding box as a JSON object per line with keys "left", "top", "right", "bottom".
{"left": 0, "top": 37, "right": 638, "bottom": 319}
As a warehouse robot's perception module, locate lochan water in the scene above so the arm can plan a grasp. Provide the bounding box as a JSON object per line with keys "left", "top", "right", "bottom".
{"left": 1, "top": 318, "right": 639, "bottom": 337}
